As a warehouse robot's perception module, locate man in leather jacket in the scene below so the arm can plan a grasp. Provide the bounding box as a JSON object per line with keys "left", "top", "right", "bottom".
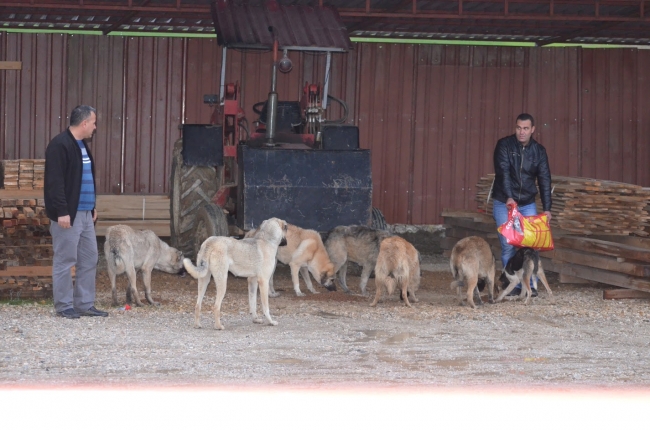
{"left": 492, "top": 113, "right": 552, "bottom": 296}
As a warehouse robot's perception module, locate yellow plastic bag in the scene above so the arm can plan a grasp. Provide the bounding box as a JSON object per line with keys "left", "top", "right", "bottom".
{"left": 497, "top": 204, "right": 554, "bottom": 251}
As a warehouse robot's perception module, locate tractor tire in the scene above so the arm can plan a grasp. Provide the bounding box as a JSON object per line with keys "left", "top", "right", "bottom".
{"left": 194, "top": 202, "right": 229, "bottom": 258}
{"left": 371, "top": 207, "right": 389, "bottom": 231}
{"left": 169, "top": 139, "right": 220, "bottom": 259}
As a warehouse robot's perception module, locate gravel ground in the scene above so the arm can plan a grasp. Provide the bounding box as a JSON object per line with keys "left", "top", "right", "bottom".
{"left": 2, "top": 253, "right": 650, "bottom": 389}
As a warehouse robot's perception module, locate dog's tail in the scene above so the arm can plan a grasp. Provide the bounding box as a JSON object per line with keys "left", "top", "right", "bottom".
{"left": 183, "top": 257, "right": 209, "bottom": 279}
{"left": 108, "top": 245, "right": 122, "bottom": 267}
{"left": 183, "top": 244, "right": 210, "bottom": 279}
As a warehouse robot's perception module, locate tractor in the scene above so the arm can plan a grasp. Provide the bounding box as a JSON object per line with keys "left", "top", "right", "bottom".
{"left": 169, "top": 1, "right": 380, "bottom": 258}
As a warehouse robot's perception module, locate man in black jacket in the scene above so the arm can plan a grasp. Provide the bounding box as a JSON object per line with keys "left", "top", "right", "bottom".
{"left": 45, "top": 105, "right": 108, "bottom": 318}
{"left": 492, "top": 113, "right": 552, "bottom": 296}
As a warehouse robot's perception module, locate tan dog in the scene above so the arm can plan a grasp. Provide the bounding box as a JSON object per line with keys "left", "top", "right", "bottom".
{"left": 449, "top": 236, "right": 496, "bottom": 309}
{"left": 246, "top": 223, "right": 336, "bottom": 297}
{"left": 183, "top": 217, "right": 288, "bottom": 330}
{"left": 105, "top": 225, "right": 184, "bottom": 307}
{"left": 370, "top": 236, "right": 420, "bottom": 307}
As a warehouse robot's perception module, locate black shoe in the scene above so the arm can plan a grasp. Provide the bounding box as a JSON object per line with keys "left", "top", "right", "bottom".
{"left": 57, "top": 308, "right": 81, "bottom": 319}
{"left": 78, "top": 306, "right": 108, "bottom": 317}
{"left": 506, "top": 288, "right": 522, "bottom": 297}
{"left": 531, "top": 289, "right": 538, "bottom": 298}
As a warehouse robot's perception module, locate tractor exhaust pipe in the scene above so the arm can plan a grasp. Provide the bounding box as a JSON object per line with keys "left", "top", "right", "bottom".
{"left": 265, "top": 26, "right": 279, "bottom": 146}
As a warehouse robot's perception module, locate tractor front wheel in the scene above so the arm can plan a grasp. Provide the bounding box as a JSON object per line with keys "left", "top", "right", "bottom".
{"left": 169, "top": 138, "right": 221, "bottom": 259}
{"left": 194, "top": 202, "right": 230, "bottom": 258}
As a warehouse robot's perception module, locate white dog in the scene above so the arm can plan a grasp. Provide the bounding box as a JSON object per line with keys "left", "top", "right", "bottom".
{"left": 183, "top": 217, "right": 288, "bottom": 330}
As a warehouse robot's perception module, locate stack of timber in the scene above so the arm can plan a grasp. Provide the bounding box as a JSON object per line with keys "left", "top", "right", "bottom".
{"left": 1, "top": 159, "right": 46, "bottom": 190}
{"left": 0, "top": 190, "right": 171, "bottom": 238}
{"left": 0, "top": 196, "right": 53, "bottom": 300}
{"left": 94, "top": 194, "right": 170, "bottom": 237}
{"left": 442, "top": 209, "right": 650, "bottom": 297}
{"left": 1, "top": 160, "right": 20, "bottom": 190}
{"left": 475, "top": 174, "right": 650, "bottom": 236}
{"left": 32, "top": 160, "right": 45, "bottom": 190}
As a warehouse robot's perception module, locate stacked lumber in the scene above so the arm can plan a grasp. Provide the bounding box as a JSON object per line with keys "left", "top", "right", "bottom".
{"left": 18, "top": 159, "right": 35, "bottom": 189}
{"left": 1, "top": 160, "right": 20, "bottom": 190}
{"left": 32, "top": 160, "right": 45, "bottom": 190}
{"left": 0, "top": 159, "right": 46, "bottom": 190}
{"left": 0, "top": 196, "right": 53, "bottom": 300}
{"left": 475, "top": 174, "right": 650, "bottom": 236}
{"left": 94, "top": 194, "right": 171, "bottom": 237}
{"left": 442, "top": 209, "right": 650, "bottom": 296}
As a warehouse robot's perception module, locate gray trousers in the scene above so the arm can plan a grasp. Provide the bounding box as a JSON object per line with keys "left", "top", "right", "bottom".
{"left": 50, "top": 210, "right": 98, "bottom": 312}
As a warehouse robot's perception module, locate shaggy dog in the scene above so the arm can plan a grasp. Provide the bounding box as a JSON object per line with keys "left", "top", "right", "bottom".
{"left": 105, "top": 225, "right": 184, "bottom": 307}
{"left": 324, "top": 225, "right": 393, "bottom": 295}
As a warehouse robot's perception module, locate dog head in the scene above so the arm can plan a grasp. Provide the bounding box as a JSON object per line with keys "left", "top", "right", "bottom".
{"left": 155, "top": 247, "right": 185, "bottom": 274}
{"left": 257, "top": 217, "right": 288, "bottom": 246}
{"left": 319, "top": 262, "right": 337, "bottom": 292}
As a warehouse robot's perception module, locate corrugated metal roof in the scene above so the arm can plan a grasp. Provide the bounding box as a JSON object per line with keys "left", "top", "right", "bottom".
{"left": 210, "top": 0, "right": 352, "bottom": 52}
{"left": 1, "top": 1, "right": 650, "bottom": 46}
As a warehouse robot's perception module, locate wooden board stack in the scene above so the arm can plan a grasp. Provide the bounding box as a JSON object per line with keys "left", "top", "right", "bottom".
{"left": 18, "top": 159, "right": 35, "bottom": 189}
{"left": 0, "top": 197, "right": 53, "bottom": 300}
{"left": 475, "top": 174, "right": 650, "bottom": 236}
{"left": 32, "top": 160, "right": 45, "bottom": 190}
{"left": 1, "top": 160, "right": 20, "bottom": 190}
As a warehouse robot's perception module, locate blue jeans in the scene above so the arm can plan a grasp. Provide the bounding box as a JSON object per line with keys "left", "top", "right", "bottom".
{"left": 493, "top": 200, "right": 538, "bottom": 289}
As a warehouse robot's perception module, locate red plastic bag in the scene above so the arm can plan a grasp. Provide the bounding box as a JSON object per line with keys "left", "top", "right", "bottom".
{"left": 497, "top": 204, "right": 554, "bottom": 251}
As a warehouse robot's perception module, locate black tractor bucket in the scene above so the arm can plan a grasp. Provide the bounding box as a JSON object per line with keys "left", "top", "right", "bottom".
{"left": 237, "top": 144, "right": 372, "bottom": 232}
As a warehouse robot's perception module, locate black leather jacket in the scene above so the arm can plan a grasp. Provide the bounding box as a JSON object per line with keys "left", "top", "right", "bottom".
{"left": 492, "top": 134, "right": 552, "bottom": 211}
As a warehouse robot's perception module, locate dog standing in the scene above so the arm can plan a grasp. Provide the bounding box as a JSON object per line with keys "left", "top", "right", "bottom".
{"left": 495, "top": 247, "right": 554, "bottom": 304}
{"left": 183, "top": 217, "right": 287, "bottom": 330}
{"left": 370, "top": 236, "right": 420, "bottom": 307}
{"left": 105, "top": 225, "right": 184, "bottom": 307}
{"left": 246, "top": 223, "right": 336, "bottom": 297}
{"left": 449, "top": 236, "right": 496, "bottom": 309}
{"left": 324, "top": 225, "right": 393, "bottom": 295}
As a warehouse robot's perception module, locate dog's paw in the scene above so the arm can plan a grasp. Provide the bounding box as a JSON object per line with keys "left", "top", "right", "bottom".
{"left": 194, "top": 324, "right": 202, "bottom": 329}
{"left": 269, "top": 291, "right": 281, "bottom": 298}
{"left": 253, "top": 317, "right": 264, "bottom": 324}
{"left": 295, "top": 291, "right": 306, "bottom": 297}
{"left": 214, "top": 323, "right": 225, "bottom": 330}
{"left": 268, "top": 319, "right": 278, "bottom": 326}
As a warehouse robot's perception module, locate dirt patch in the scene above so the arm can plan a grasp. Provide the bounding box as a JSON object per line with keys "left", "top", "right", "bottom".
{"left": 2, "top": 254, "right": 650, "bottom": 388}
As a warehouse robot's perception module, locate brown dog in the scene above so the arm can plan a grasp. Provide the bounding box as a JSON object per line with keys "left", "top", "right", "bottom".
{"left": 246, "top": 223, "right": 336, "bottom": 297}
{"left": 370, "top": 236, "right": 420, "bottom": 307}
{"left": 449, "top": 236, "right": 496, "bottom": 309}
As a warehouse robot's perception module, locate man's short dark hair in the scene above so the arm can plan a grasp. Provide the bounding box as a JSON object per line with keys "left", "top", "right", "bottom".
{"left": 70, "top": 105, "right": 96, "bottom": 127}
{"left": 516, "top": 113, "right": 535, "bottom": 127}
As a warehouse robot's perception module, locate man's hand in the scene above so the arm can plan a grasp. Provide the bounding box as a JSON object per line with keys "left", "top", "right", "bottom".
{"left": 544, "top": 210, "right": 552, "bottom": 222}
{"left": 57, "top": 215, "right": 71, "bottom": 229}
{"left": 506, "top": 198, "right": 516, "bottom": 209}
{"left": 92, "top": 208, "right": 98, "bottom": 223}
